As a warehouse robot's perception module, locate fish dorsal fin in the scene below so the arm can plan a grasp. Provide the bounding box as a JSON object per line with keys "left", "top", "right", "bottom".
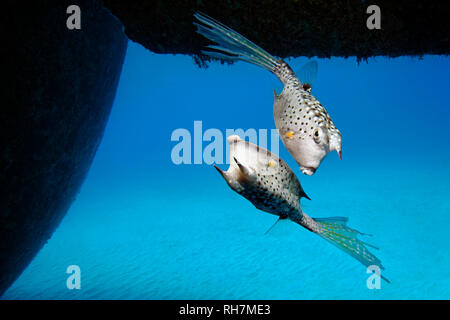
{"left": 298, "top": 60, "right": 318, "bottom": 92}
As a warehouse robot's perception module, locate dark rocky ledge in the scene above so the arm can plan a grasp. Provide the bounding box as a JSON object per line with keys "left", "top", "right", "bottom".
{"left": 103, "top": 0, "right": 450, "bottom": 64}
{"left": 0, "top": 0, "right": 127, "bottom": 296}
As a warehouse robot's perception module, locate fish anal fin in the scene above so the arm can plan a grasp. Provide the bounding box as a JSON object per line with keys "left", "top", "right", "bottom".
{"left": 264, "top": 217, "right": 286, "bottom": 235}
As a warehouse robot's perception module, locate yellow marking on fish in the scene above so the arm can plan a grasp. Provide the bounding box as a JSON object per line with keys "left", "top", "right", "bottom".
{"left": 268, "top": 160, "right": 277, "bottom": 168}
{"left": 285, "top": 131, "right": 294, "bottom": 139}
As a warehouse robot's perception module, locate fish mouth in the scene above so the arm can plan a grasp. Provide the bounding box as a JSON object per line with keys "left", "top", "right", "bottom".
{"left": 300, "top": 166, "right": 316, "bottom": 176}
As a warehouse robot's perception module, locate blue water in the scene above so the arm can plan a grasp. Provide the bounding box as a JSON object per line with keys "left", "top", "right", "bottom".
{"left": 3, "top": 42, "right": 450, "bottom": 299}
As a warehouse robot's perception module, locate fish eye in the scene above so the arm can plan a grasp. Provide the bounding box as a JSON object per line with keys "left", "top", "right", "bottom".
{"left": 313, "top": 128, "right": 321, "bottom": 144}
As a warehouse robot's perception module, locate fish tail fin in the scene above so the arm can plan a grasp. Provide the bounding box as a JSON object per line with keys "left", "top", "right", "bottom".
{"left": 312, "top": 216, "right": 390, "bottom": 283}
{"left": 193, "top": 12, "right": 296, "bottom": 85}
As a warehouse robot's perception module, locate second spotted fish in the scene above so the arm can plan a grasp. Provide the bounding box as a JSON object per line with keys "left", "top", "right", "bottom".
{"left": 195, "top": 12, "right": 342, "bottom": 175}
{"left": 214, "top": 135, "right": 388, "bottom": 281}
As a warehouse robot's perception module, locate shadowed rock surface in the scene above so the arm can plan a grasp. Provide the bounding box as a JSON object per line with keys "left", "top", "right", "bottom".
{"left": 0, "top": 0, "right": 127, "bottom": 296}
{"left": 103, "top": 0, "right": 450, "bottom": 64}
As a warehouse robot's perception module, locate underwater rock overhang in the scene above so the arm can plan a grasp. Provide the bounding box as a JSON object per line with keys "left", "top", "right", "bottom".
{"left": 0, "top": 0, "right": 127, "bottom": 296}
{"left": 103, "top": 0, "right": 450, "bottom": 63}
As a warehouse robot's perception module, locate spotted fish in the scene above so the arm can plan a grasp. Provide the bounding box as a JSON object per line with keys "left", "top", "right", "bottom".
{"left": 194, "top": 12, "right": 342, "bottom": 175}
{"left": 214, "top": 135, "right": 388, "bottom": 281}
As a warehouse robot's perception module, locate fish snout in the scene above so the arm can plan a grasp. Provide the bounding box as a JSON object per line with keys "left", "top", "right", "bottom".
{"left": 300, "top": 166, "right": 317, "bottom": 176}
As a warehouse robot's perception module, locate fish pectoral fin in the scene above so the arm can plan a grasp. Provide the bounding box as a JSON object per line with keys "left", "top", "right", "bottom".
{"left": 284, "top": 131, "right": 295, "bottom": 139}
